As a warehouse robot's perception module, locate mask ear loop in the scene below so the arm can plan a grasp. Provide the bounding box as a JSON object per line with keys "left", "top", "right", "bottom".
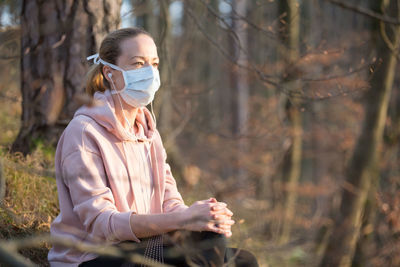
{"left": 142, "top": 101, "right": 156, "bottom": 163}
{"left": 109, "top": 76, "right": 137, "bottom": 142}
{"left": 150, "top": 101, "right": 157, "bottom": 128}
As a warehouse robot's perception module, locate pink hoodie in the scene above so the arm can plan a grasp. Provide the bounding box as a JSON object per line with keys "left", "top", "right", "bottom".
{"left": 48, "top": 90, "right": 187, "bottom": 266}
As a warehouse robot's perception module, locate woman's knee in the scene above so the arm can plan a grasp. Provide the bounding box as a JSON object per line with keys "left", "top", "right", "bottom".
{"left": 192, "top": 231, "right": 227, "bottom": 252}
{"left": 225, "top": 248, "right": 259, "bottom": 267}
{"left": 183, "top": 231, "right": 227, "bottom": 266}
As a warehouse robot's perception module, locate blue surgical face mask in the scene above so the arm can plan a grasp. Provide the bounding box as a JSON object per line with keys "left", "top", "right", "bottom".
{"left": 87, "top": 53, "right": 161, "bottom": 108}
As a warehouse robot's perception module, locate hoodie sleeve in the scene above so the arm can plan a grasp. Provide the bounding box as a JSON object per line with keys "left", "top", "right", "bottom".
{"left": 61, "top": 149, "right": 140, "bottom": 243}
{"left": 161, "top": 148, "right": 189, "bottom": 213}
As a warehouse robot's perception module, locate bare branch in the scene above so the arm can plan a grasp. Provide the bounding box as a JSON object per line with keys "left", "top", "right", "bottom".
{"left": 300, "top": 62, "right": 372, "bottom": 82}
{"left": 165, "top": 100, "right": 191, "bottom": 149}
{"left": 0, "top": 244, "right": 35, "bottom": 267}
{"left": 0, "top": 234, "right": 174, "bottom": 267}
{"left": 220, "top": 0, "right": 277, "bottom": 39}
{"left": 0, "top": 55, "right": 19, "bottom": 60}
{"left": 188, "top": 0, "right": 370, "bottom": 102}
{"left": 326, "top": 0, "right": 400, "bottom": 25}
{"left": 0, "top": 159, "right": 4, "bottom": 202}
{"left": 185, "top": 3, "right": 279, "bottom": 88}
{"left": 0, "top": 91, "right": 21, "bottom": 103}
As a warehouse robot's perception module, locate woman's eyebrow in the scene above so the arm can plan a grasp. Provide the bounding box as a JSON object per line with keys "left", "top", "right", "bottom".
{"left": 130, "top": 56, "right": 159, "bottom": 61}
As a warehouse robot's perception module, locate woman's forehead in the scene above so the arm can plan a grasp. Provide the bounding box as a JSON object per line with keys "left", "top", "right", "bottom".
{"left": 119, "top": 35, "right": 158, "bottom": 59}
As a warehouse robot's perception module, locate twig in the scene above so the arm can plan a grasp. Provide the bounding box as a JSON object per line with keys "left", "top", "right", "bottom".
{"left": 0, "top": 55, "right": 19, "bottom": 60}
{"left": 326, "top": 0, "right": 400, "bottom": 25}
{"left": 194, "top": 0, "right": 278, "bottom": 80}
{"left": 0, "top": 158, "right": 5, "bottom": 202}
{"left": 379, "top": 1, "right": 400, "bottom": 61}
{"left": 187, "top": 0, "right": 368, "bottom": 102}
{"left": 0, "top": 91, "right": 21, "bottom": 103}
{"left": 195, "top": 0, "right": 242, "bottom": 48}
{"left": 185, "top": 4, "right": 279, "bottom": 88}
{"left": 164, "top": 100, "right": 191, "bottom": 150}
{"left": 219, "top": 0, "right": 277, "bottom": 39}
{"left": 0, "top": 233, "right": 174, "bottom": 267}
{"left": 300, "top": 63, "right": 372, "bottom": 82}
{"left": 0, "top": 244, "right": 35, "bottom": 267}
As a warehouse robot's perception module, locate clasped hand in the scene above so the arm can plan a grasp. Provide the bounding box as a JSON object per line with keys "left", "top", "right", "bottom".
{"left": 182, "top": 198, "right": 235, "bottom": 238}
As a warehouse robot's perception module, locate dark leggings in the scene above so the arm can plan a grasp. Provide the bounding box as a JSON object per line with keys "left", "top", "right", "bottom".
{"left": 79, "top": 231, "right": 258, "bottom": 267}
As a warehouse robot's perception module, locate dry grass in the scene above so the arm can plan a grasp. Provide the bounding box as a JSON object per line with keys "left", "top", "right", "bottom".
{"left": 0, "top": 147, "right": 58, "bottom": 266}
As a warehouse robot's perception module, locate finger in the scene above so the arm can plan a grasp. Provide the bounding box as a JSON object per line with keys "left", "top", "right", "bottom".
{"left": 206, "top": 198, "right": 217, "bottom": 203}
{"left": 212, "top": 212, "right": 229, "bottom": 220}
{"left": 223, "top": 207, "right": 234, "bottom": 216}
{"left": 211, "top": 218, "right": 235, "bottom": 230}
{"left": 221, "top": 219, "right": 235, "bottom": 226}
{"left": 212, "top": 213, "right": 231, "bottom": 221}
{"left": 211, "top": 208, "right": 233, "bottom": 216}
{"left": 206, "top": 222, "right": 225, "bottom": 235}
{"left": 212, "top": 212, "right": 233, "bottom": 223}
{"left": 215, "top": 219, "right": 235, "bottom": 227}
{"left": 224, "top": 231, "right": 232, "bottom": 238}
{"left": 211, "top": 203, "right": 227, "bottom": 211}
{"left": 217, "top": 224, "right": 232, "bottom": 231}
{"left": 217, "top": 201, "right": 227, "bottom": 207}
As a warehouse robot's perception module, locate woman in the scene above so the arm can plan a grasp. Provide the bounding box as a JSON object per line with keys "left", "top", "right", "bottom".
{"left": 48, "top": 27, "right": 258, "bottom": 267}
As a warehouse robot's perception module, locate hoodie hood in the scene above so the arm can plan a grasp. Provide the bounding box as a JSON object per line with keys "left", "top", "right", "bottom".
{"left": 74, "top": 90, "right": 156, "bottom": 142}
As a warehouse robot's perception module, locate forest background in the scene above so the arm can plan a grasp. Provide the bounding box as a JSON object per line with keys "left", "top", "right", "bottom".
{"left": 0, "top": 0, "right": 399, "bottom": 266}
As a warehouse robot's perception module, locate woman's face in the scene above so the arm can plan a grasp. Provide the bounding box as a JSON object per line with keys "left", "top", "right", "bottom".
{"left": 104, "top": 34, "right": 159, "bottom": 92}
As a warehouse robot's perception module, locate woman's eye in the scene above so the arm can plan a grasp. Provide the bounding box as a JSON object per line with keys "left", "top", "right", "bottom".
{"left": 133, "top": 62, "right": 144, "bottom": 67}
{"left": 152, "top": 62, "right": 159, "bottom": 67}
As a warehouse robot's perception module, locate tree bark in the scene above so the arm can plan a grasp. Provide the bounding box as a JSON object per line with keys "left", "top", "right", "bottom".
{"left": 156, "top": 0, "right": 173, "bottom": 139}
{"left": 230, "top": 0, "right": 249, "bottom": 183}
{"left": 279, "top": 0, "right": 303, "bottom": 245}
{"left": 12, "top": 0, "right": 122, "bottom": 154}
{"left": 320, "top": 0, "right": 400, "bottom": 265}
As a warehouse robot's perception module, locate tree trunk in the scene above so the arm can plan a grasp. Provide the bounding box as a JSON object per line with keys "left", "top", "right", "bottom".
{"left": 156, "top": 0, "right": 173, "bottom": 140}
{"left": 279, "top": 0, "right": 303, "bottom": 245}
{"left": 205, "top": 0, "right": 221, "bottom": 131}
{"left": 230, "top": 0, "right": 249, "bottom": 183}
{"left": 320, "top": 0, "right": 400, "bottom": 265}
{"left": 131, "top": 0, "right": 156, "bottom": 34}
{"left": 11, "top": 0, "right": 122, "bottom": 154}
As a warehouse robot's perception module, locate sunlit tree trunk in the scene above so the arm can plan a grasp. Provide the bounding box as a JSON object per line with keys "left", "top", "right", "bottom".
{"left": 279, "top": 0, "right": 303, "bottom": 245}
{"left": 205, "top": 0, "right": 221, "bottom": 130}
{"left": 230, "top": 0, "right": 249, "bottom": 183}
{"left": 12, "top": 0, "right": 122, "bottom": 154}
{"left": 320, "top": 0, "right": 400, "bottom": 265}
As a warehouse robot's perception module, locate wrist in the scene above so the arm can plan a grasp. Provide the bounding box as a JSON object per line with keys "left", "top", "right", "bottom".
{"left": 176, "top": 209, "right": 189, "bottom": 230}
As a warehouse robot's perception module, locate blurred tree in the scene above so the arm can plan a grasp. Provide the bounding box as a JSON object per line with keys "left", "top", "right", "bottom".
{"left": 11, "top": 0, "right": 122, "bottom": 154}
{"left": 155, "top": 0, "right": 187, "bottom": 182}
{"left": 278, "top": 0, "right": 303, "bottom": 245}
{"left": 0, "top": 0, "right": 21, "bottom": 26}
{"left": 131, "top": 0, "right": 156, "bottom": 34}
{"left": 156, "top": 0, "right": 173, "bottom": 139}
{"left": 230, "top": 0, "right": 249, "bottom": 183}
{"left": 320, "top": 0, "right": 400, "bottom": 266}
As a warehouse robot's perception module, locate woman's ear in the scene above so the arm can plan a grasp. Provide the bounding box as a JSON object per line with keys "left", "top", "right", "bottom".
{"left": 102, "top": 65, "right": 112, "bottom": 82}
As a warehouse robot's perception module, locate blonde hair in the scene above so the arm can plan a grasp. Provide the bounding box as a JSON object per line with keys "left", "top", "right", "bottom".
{"left": 86, "top": 27, "right": 152, "bottom": 96}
